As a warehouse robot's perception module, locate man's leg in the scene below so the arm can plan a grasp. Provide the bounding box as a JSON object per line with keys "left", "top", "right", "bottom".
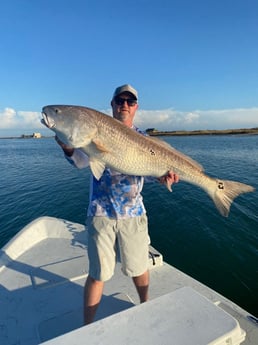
{"left": 132, "top": 270, "right": 149, "bottom": 303}
{"left": 85, "top": 217, "right": 116, "bottom": 324}
{"left": 84, "top": 275, "right": 104, "bottom": 324}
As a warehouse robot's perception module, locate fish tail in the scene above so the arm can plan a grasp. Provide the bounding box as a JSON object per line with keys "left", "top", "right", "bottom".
{"left": 209, "top": 179, "right": 255, "bottom": 217}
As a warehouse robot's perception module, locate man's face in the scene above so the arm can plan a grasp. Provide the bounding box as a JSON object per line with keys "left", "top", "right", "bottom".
{"left": 111, "top": 92, "right": 138, "bottom": 126}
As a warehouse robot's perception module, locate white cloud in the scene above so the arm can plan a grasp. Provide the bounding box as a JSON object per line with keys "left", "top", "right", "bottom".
{"left": 103, "top": 107, "right": 258, "bottom": 131}
{"left": 1, "top": 106, "right": 258, "bottom": 136}
{"left": 184, "top": 112, "right": 200, "bottom": 123}
{"left": 0, "top": 108, "right": 17, "bottom": 128}
{"left": 134, "top": 107, "right": 258, "bottom": 131}
{"left": 0, "top": 108, "right": 43, "bottom": 129}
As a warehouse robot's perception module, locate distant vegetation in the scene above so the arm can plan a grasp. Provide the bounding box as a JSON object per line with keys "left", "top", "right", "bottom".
{"left": 146, "top": 127, "right": 258, "bottom": 136}
{"left": 1, "top": 128, "right": 258, "bottom": 140}
{"left": 0, "top": 132, "right": 46, "bottom": 139}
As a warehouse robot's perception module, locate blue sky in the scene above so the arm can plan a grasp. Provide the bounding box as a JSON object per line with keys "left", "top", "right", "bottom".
{"left": 1, "top": 0, "right": 258, "bottom": 136}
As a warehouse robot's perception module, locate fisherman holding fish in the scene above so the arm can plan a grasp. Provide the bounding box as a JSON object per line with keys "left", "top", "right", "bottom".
{"left": 55, "top": 84, "right": 179, "bottom": 324}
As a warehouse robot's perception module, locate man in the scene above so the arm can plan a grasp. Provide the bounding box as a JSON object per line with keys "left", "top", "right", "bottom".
{"left": 56, "top": 84, "right": 179, "bottom": 324}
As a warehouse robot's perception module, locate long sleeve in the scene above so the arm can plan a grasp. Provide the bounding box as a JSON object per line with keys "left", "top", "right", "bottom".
{"left": 65, "top": 149, "right": 90, "bottom": 169}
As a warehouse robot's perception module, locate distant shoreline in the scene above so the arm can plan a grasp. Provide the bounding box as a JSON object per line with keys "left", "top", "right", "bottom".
{"left": 0, "top": 135, "right": 54, "bottom": 140}
{"left": 1, "top": 127, "right": 258, "bottom": 139}
{"left": 146, "top": 127, "right": 258, "bottom": 136}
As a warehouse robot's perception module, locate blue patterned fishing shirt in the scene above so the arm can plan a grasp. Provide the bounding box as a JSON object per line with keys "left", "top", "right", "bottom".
{"left": 66, "top": 126, "right": 149, "bottom": 219}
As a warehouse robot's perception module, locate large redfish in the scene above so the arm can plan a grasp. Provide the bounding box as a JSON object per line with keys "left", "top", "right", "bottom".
{"left": 41, "top": 105, "right": 255, "bottom": 217}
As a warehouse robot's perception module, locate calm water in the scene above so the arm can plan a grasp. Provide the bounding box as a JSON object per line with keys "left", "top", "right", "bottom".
{"left": 0, "top": 135, "right": 257, "bottom": 316}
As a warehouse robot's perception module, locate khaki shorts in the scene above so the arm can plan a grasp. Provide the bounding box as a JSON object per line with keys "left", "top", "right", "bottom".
{"left": 87, "top": 215, "right": 150, "bottom": 281}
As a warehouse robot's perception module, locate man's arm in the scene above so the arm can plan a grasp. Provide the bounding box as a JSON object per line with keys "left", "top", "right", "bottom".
{"left": 55, "top": 136, "right": 74, "bottom": 156}
{"left": 55, "top": 136, "right": 179, "bottom": 185}
{"left": 158, "top": 171, "right": 179, "bottom": 192}
{"left": 55, "top": 136, "right": 89, "bottom": 169}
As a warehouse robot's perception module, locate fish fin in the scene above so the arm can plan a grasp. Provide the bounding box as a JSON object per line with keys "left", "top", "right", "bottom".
{"left": 148, "top": 136, "right": 203, "bottom": 171}
{"left": 169, "top": 145, "right": 203, "bottom": 171}
{"left": 89, "top": 159, "right": 106, "bottom": 180}
{"left": 92, "top": 138, "right": 110, "bottom": 153}
{"left": 148, "top": 136, "right": 174, "bottom": 149}
{"left": 209, "top": 179, "right": 255, "bottom": 217}
{"left": 166, "top": 180, "right": 173, "bottom": 192}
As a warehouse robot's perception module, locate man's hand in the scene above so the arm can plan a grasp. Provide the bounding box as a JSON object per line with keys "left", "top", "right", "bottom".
{"left": 55, "top": 136, "right": 74, "bottom": 157}
{"left": 158, "top": 171, "right": 179, "bottom": 192}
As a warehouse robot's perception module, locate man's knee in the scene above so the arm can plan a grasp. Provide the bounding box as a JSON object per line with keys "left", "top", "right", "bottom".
{"left": 86, "top": 275, "right": 104, "bottom": 286}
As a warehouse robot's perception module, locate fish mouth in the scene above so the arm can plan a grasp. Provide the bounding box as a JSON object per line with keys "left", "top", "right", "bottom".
{"left": 41, "top": 112, "right": 56, "bottom": 129}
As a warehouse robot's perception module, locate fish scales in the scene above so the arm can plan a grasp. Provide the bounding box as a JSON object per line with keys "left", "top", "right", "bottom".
{"left": 41, "top": 105, "right": 255, "bottom": 217}
{"left": 85, "top": 110, "right": 200, "bottom": 178}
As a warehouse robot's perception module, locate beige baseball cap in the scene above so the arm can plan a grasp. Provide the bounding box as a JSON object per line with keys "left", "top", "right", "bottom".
{"left": 112, "top": 84, "right": 138, "bottom": 100}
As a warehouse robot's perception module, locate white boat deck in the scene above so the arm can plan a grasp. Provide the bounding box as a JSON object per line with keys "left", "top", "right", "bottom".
{"left": 0, "top": 217, "right": 257, "bottom": 344}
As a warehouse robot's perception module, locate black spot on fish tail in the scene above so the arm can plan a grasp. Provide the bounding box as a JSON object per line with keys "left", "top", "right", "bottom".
{"left": 217, "top": 181, "right": 224, "bottom": 190}
{"left": 212, "top": 179, "right": 255, "bottom": 217}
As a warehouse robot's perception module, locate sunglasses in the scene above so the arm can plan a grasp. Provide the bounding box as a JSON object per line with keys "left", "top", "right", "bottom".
{"left": 114, "top": 97, "right": 137, "bottom": 106}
